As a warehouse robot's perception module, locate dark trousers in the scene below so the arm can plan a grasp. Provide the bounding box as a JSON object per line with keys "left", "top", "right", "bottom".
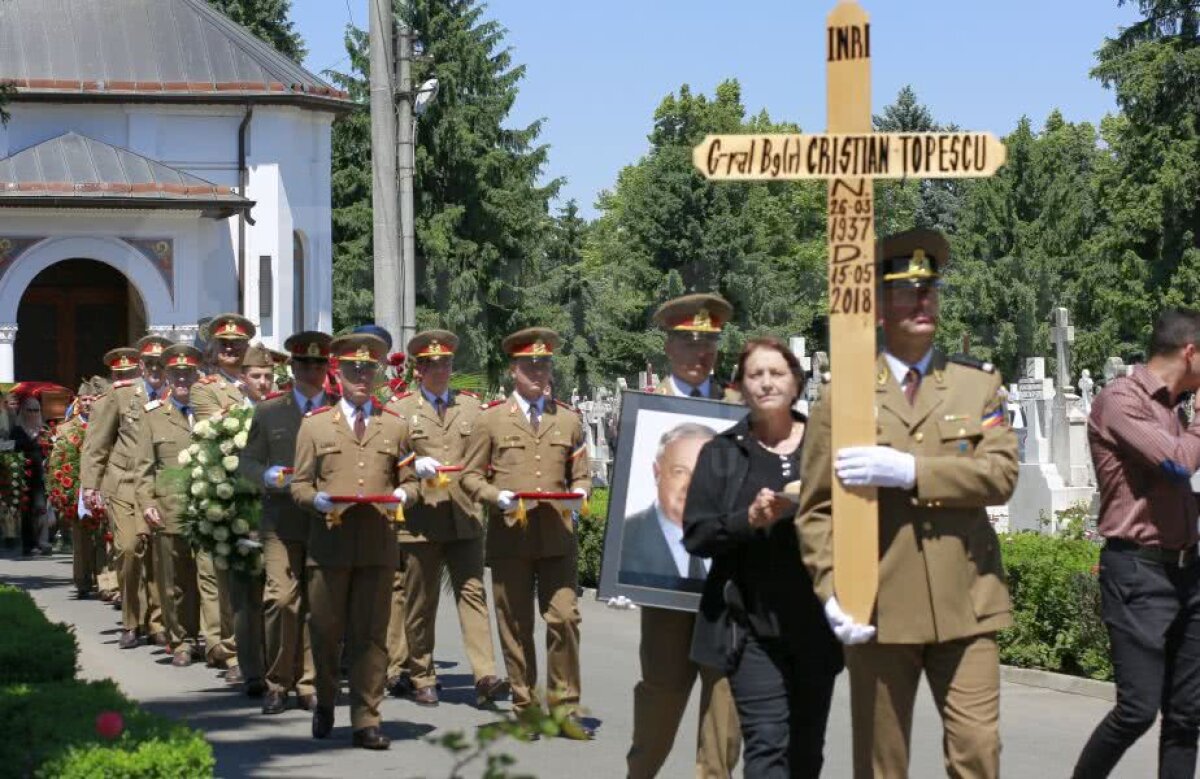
{"left": 1073, "top": 546, "right": 1200, "bottom": 778}
{"left": 727, "top": 632, "right": 836, "bottom": 779}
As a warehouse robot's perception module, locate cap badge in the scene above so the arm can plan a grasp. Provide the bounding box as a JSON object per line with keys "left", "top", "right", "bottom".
{"left": 354, "top": 345, "right": 371, "bottom": 360}
{"left": 693, "top": 308, "right": 713, "bottom": 330}
{"left": 908, "top": 249, "right": 932, "bottom": 277}
{"left": 306, "top": 342, "right": 322, "bottom": 358}
{"left": 530, "top": 340, "right": 548, "bottom": 356}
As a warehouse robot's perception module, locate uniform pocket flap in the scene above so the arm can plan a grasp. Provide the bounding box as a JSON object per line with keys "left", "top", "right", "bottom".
{"left": 937, "top": 418, "right": 982, "bottom": 440}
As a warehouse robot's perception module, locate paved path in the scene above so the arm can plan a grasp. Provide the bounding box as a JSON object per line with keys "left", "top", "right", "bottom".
{"left": 1, "top": 551, "right": 1157, "bottom": 777}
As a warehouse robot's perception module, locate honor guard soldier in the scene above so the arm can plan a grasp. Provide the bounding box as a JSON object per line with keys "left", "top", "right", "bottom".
{"left": 797, "top": 229, "right": 1018, "bottom": 779}
{"left": 461, "top": 327, "right": 593, "bottom": 737}
{"left": 133, "top": 344, "right": 203, "bottom": 667}
{"left": 291, "top": 333, "right": 411, "bottom": 751}
{"left": 61, "top": 378, "right": 103, "bottom": 599}
{"left": 652, "top": 293, "right": 740, "bottom": 401}
{"left": 105, "top": 346, "right": 140, "bottom": 383}
{"left": 225, "top": 342, "right": 275, "bottom": 697}
{"left": 238, "top": 331, "right": 334, "bottom": 715}
{"left": 190, "top": 313, "right": 254, "bottom": 681}
{"left": 387, "top": 330, "right": 508, "bottom": 708}
{"left": 626, "top": 293, "right": 742, "bottom": 779}
{"left": 81, "top": 339, "right": 171, "bottom": 649}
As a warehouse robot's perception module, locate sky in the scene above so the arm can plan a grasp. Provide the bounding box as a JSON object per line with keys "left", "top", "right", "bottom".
{"left": 293, "top": 1, "right": 1144, "bottom": 219}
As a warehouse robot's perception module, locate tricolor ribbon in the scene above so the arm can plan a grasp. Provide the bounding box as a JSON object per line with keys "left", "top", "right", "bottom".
{"left": 274, "top": 467, "right": 294, "bottom": 488}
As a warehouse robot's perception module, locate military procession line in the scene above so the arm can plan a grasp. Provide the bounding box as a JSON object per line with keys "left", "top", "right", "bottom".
{"left": 7, "top": 227, "right": 1198, "bottom": 778}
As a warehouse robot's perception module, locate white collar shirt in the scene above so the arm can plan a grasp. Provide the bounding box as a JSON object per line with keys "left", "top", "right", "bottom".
{"left": 883, "top": 349, "right": 934, "bottom": 388}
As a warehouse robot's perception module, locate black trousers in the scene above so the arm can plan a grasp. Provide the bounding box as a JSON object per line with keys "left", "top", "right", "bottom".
{"left": 727, "top": 632, "right": 836, "bottom": 779}
{"left": 1073, "top": 545, "right": 1200, "bottom": 778}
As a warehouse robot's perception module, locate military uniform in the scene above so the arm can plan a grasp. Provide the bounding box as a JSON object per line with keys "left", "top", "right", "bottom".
{"left": 237, "top": 330, "right": 334, "bottom": 709}
{"left": 797, "top": 230, "right": 1019, "bottom": 779}
{"left": 460, "top": 328, "right": 591, "bottom": 717}
{"left": 132, "top": 346, "right": 202, "bottom": 660}
{"left": 291, "top": 334, "right": 410, "bottom": 743}
{"left": 191, "top": 313, "right": 255, "bottom": 671}
{"left": 627, "top": 294, "right": 742, "bottom": 779}
{"left": 387, "top": 329, "right": 502, "bottom": 704}
{"left": 80, "top": 348, "right": 165, "bottom": 641}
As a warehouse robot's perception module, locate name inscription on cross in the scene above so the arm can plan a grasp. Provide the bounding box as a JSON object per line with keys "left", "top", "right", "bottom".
{"left": 692, "top": 0, "right": 1007, "bottom": 622}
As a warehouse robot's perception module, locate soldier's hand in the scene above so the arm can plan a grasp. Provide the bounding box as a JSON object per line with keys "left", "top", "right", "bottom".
{"left": 263, "top": 465, "right": 292, "bottom": 488}
{"left": 835, "top": 446, "right": 916, "bottom": 489}
{"left": 414, "top": 456, "right": 441, "bottom": 479}
{"left": 497, "top": 490, "right": 517, "bottom": 511}
{"left": 143, "top": 507, "right": 162, "bottom": 530}
{"left": 824, "top": 596, "right": 876, "bottom": 645}
{"left": 392, "top": 487, "right": 410, "bottom": 506}
{"left": 84, "top": 488, "right": 103, "bottom": 511}
{"left": 313, "top": 492, "right": 335, "bottom": 513}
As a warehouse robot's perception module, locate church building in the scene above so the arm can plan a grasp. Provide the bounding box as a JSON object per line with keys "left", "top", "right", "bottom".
{"left": 0, "top": 0, "right": 350, "bottom": 386}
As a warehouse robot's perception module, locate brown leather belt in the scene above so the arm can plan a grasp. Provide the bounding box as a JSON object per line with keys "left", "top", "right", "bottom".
{"left": 1106, "top": 537, "right": 1200, "bottom": 568}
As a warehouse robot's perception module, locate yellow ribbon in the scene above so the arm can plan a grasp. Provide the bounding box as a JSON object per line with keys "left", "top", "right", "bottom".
{"left": 515, "top": 497, "right": 527, "bottom": 528}
{"left": 327, "top": 507, "right": 344, "bottom": 529}
{"left": 393, "top": 501, "right": 406, "bottom": 525}
{"left": 422, "top": 472, "right": 453, "bottom": 491}
{"left": 580, "top": 495, "right": 591, "bottom": 519}
{"left": 274, "top": 470, "right": 289, "bottom": 488}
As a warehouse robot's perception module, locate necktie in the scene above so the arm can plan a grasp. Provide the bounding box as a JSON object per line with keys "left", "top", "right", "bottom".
{"left": 304, "top": 398, "right": 314, "bottom": 414}
{"left": 435, "top": 396, "right": 446, "bottom": 421}
{"left": 354, "top": 406, "right": 366, "bottom": 441}
{"left": 904, "top": 367, "right": 922, "bottom": 405}
{"left": 529, "top": 403, "right": 541, "bottom": 433}
{"left": 687, "top": 554, "right": 706, "bottom": 579}
{"left": 689, "top": 388, "right": 703, "bottom": 398}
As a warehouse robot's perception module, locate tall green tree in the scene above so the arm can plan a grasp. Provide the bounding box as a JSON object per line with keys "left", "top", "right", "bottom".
{"left": 207, "top": 0, "right": 306, "bottom": 62}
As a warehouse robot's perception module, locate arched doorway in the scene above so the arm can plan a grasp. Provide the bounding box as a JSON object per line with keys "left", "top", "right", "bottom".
{"left": 15, "top": 259, "right": 146, "bottom": 387}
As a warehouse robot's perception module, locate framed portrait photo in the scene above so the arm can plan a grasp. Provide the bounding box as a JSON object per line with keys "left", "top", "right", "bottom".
{"left": 597, "top": 390, "right": 747, "bottom": 611}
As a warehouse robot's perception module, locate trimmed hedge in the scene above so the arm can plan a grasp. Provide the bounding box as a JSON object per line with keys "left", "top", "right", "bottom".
{"left": 0, "top": 583, "right": 214, "bottom": 777}
{"left": 0, "top": 680, "right": 213, "bottom": 778}
{"left": 0, "top": 584, "right": 76, "bottom": 684}
{"left": 577, "top": 487, "right": 609, "bottom": 589}
{"left": 998, "top": 531, "right": 1111, "bottom": 681}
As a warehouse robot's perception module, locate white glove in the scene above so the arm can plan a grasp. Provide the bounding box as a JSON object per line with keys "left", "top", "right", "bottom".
{"left": 497, "top": 490, "right": 516, "bottom": 511}
{"left": 824, "top": 596, "right": 876, "bottom": 645}
{"left": 392, "top": 487, "right": 410, "bottom": 506}
{"left": 836, "top": 446, "right": 916, "bottom": 489}
{"left": 414, "top": 456, "right": 441, "bottom": 479}
{"left": 313, "top": 492, "right": 334, "bottom": 513}
{"left": 263, "top": 465, "right": 291, "bottom": 488}
{"left": 561, "top": 488, "right": 588, "bottom": 511}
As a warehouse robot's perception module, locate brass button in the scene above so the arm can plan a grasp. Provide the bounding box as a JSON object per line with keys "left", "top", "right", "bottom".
{"left": 923, "top": 522, "right": 933, "bottom": 532}
{"left": 358, "top": 462, "right": 365, "bottom": 468}
{"left": 357, "top": 478, "right": 365, "bottom": 486}
{"left": 535, "top": 455, "right": 541, "bottom": 461}
{"left": 535, "top": 471, "right": 542, "bottom": 477}
{"left": 957, "top": 428, "right": 966, "bottom": 436}
{"left": 911, "top": 497, "right": 920, "bottom": 506}
{"left": 914, "top": 432, "right": 924, "bottom": 443}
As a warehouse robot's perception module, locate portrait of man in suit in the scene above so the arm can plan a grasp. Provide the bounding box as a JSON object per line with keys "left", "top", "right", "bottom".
{"left": 618, "top": 422, "right": 716, "bottom": 592}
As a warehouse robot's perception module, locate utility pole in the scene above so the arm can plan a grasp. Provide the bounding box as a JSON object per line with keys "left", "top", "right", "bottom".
{"left": 396, "top": 17, "right": 417, "bottom": 349}
{"left": 369, "top": 0, "right": 401, "bottom": 343}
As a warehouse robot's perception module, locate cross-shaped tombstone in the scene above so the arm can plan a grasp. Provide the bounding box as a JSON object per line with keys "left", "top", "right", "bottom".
{"left": 1051, "top": 307, "right": 1075, "bottom": 394}
{"left": 691, "top": 0, "right": 1007, "bottom": 622}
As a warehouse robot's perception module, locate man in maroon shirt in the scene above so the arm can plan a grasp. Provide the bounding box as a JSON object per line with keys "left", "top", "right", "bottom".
{"left": 1074, "top": 308, "right": 1200, "bottom": 778}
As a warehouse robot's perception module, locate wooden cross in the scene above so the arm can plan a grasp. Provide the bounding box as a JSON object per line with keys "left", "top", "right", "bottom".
{"left": 692, "top": 0, "right": 1007, "bottom": 622}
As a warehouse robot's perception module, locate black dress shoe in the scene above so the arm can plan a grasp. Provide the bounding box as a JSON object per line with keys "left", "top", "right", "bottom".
{"left": 262, "top": 691, "right": 287, "bottom": 715}
{"left": 296, "top": 693, "right": 317, "bottom": 711}
{"left": 412, "top": 686, "right": 438, "bottom": 706}
{"left": 312, "top": 706, "right": 334, "bottom": 739}
{"left": 245, "top": 678, "right": 267, "bottom": 698}
{"left": 118, "top": 630, "right": 140, "bottom": 649}
{"left": 387, "top": 673, "right": 414, "bottom": 698}
{"left": 352, "top": 726, "right": 391, "bottom": 750}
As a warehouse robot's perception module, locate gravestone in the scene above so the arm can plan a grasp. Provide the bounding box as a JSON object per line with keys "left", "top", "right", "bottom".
{"left": 1007, "top": 350, "right": 1096, "bottom": 532}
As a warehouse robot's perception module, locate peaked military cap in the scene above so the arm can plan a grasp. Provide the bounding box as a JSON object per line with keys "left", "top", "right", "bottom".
{"left": 652, "top": 293, "right": 733, "bottom": 339}
{"left": 206, "top": 313, "right": 256, "bottom": 341}
{"left": 351, "top": 324, "right": 393, "bottom": 351}
{"left": 409, "top": 329, "right": 458, "bottom": 361}
{"left": 877, "top": 229, "right": 950, "bottom": 289}
{"left": 135, "top": 334, "right": 173, "bottom": 359}
{"left": 502, "top": 327, "right": 560, "bottom": 359}
{"left": 284, "top": 331, "right": 333, "bottom": 360}
{"left": 162, "top": 344, "right": 202, "bottom": 369}
{"left": 332, "top": 333, "right": 388, "bottom": 364}
{"left": 103, "top": 347, "right": 140, "bottom": 374}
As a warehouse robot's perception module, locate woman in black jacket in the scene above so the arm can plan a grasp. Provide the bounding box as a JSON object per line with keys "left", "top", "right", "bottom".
{"left": 683, "top": 337, "right": 842, "bottom": 778}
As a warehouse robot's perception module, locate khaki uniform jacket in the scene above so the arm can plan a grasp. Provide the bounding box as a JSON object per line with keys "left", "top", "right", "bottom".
{"left": 132, "top": 400, "right": 192, "bottom": 535}
{"left": 239, "top": 391, "right": 319, "bottom": 542}
{"left": 80, "top": 380, "right": 151, "bottom": 503}
{"left": 290, "top": 403, "right": 410, "bottom": 568}
{"left": 387, "top": 388, "right": 483, "bottom": 543}
{"left": 190, "top": 374, "right": 245, "bottom": 422}
{"left": 461, "top": 394, "right": 591, "bottom": 561}
{"left": 796, "top": 351, "right": 1019, "bottom": 644}
{"left": 654, "top": 377, "right": 741, "bottom": 403}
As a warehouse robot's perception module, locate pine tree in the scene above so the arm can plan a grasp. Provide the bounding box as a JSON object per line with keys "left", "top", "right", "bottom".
{"left": 207, "top": 0, "right": 306, "bottom": 62}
